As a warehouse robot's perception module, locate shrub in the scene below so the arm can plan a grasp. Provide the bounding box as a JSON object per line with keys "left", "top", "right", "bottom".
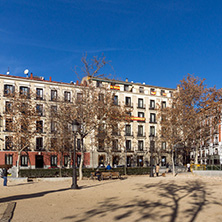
{"left": 19, "top": 167, "right": 151, "bottom": 178}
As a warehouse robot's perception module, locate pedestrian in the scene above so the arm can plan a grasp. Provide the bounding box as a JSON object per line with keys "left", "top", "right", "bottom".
{"left": 2, "top": 167, "right": 9, "bottom": 186}
{"left": 187, "top": 163, "right": 191, "bottom": 172}
{"left": 95, "top": 168, "right": 101, "bottom": 181}
{"left": 156, "top": 164, "right": 160, "bottom": 177}
{"left": 166, "top": 163, "right": 169, "bottom": 173}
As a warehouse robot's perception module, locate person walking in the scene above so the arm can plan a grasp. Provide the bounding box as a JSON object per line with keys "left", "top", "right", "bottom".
{"left": 2, "top": 167, "right": 9, "bottom": 186}
{"left": 156, "top": 164, "right": 160, "bottom": 177}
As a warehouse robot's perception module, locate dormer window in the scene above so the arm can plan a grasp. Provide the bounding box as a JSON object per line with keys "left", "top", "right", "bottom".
{"left": 150, "top": 88, "right": 156, "bottom": 95}
{"left": 139, "top": 87, "right": 144, "bottom": 93}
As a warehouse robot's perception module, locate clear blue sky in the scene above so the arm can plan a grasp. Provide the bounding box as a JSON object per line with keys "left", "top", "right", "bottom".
{"left": 1, "top": 0, "right": 222, "bottom": 88}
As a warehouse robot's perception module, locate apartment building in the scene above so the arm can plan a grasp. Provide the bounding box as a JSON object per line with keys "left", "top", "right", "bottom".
{"left": 190, "top": 126, "right": 222, "bottom": 165}
{"left": 0, "top": 73, "right": 175, "bottom": 169}
{"left": 84, "top": 76, "right": 175, "bottom": 168}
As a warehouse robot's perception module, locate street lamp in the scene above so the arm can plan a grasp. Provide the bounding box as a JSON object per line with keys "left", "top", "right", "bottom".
{"left": 149, "top": 135, "right": 155, "bottom": 177}
{"left": 71, "top": 120, "right": 80, "bottom": 189}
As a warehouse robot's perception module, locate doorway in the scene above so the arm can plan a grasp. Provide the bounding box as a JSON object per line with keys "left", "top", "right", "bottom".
{"left": 35, "top": 155, "right": 44, "bottom": 168}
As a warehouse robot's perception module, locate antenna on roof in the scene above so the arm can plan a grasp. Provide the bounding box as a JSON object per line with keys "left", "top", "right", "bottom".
{"left": 24, "top": 69, "right": 29, "bottom": 77}
{"left": 6, "top": 67, "right": 10, "bottom": 75}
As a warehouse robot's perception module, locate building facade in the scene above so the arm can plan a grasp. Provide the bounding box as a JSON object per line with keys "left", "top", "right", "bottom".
{"left": 0, "top": 73, "right": 176, "bottom": 169}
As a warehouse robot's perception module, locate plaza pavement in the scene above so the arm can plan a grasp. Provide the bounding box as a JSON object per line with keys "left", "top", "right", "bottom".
{"left": 0, "top": 173, "right": 222, "bottom": 222}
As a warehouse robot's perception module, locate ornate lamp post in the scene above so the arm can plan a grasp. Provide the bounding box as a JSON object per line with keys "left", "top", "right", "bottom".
{"left": 150, "top": 135, "right": 155, "bottom": 177}
{"left": 71, "top": 120, "right": 80, "bottom": 189}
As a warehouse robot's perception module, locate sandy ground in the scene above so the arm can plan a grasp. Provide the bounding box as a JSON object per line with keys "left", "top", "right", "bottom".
{"left": 0, "top": 173, "right": 222, "bottom": 222}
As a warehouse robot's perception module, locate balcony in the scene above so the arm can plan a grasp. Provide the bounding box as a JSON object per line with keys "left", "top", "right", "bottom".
{"left": 125, "top": 103, "right": 133, "bottom": 108}
{"left": 137, "top": 133, "right": 146, "bottom": 138}
{"left": 137, "top": 104, "right": 146, "bottom": 109}
{"left": 125, "top": 132, "right": 133, "bottom": 137}
{"left": 131, "top": 117, "right": 145, "bottom": 122}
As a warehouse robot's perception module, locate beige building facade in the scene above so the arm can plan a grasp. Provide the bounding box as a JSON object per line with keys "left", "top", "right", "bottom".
{"left": 0, "top": 73, "right": 175, "bottom": 169}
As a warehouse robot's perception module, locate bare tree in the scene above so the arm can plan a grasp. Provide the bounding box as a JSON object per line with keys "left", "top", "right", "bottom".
{"left": 158, "top": 74, "right": 222, "bottom": 175}
{"left": 73, "top": 83, "right": 128, "bottom": 180}
{"left": 4, "top": 87, "right": 40, "bottom": 177}
{"left": 45, "top": 97, "right": 74, "bottom": 176}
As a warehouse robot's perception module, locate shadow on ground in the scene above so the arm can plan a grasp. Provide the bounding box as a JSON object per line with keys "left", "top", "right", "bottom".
{"left": 62, "top": 179, "right": 222, "bottom": 222}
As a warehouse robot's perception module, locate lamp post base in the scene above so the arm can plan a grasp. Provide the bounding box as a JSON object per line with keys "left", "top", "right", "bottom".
{"left": 71, "top": 184, "right": 79, "bottom": 189}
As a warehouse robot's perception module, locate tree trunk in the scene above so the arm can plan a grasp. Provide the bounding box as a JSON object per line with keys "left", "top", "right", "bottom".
{"left": 172, "top": 150, "right": 176, "bottom": 176}
{"left": 25, "top": 151, "right": 31, "bottom": 169}
{"left": 16, "top": 152, "right": 21, "bottom": 178}
{"left": 194, "top": 147, "right": 198, "bottom": 164}
{"left": 78, "top": 137, "right": 84, "bottom": 181}
{"left": 59, "top": 152, "right": 63, "bottom": 177}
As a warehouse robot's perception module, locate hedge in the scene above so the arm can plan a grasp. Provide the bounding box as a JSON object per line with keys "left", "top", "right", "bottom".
{"left": 19, "top": 167, "right": 151, "bottom": 178}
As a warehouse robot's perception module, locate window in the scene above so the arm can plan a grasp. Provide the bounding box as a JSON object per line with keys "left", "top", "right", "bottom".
{"left": 5, "top": 154, "right": 13, "bottom": 165}
{"left": 98, "top": 139, "right": 105, "bottom": 150}
{"left": 138, "top": 99, "right": 144, "bottom": 108}
{"left": 36, "top": 137, "right": 43, "bottom": 150}
{"left": 150, "top": 113, "right": 156, "bottom": 123}
{"left": 51, "top": 90, "right": 57, "bottom": 101}
{"left": 36, "top": 121, "right": 43, "bottom": 133}
{"left": 150, "top": 126, "right": 155, "bottom": 136}
{"left": 51, "top": 138, "right": 57, "bottom": 149}
{"left": 138, "top": 141, "right": 144, "bottom": 151}
{"left": 112, "top": 124, "right": 119, "bottom": 135}
{"left": 138, "top": 112, "right": 144, "bottom": 118}
{"left": 64, "top": 156, "right": 69, "bottom": 167}
{"left": 139, "top": 87, "right": 144, "bottom": 93}
{"left": 124, "top": 85, "right": 129, "bottom": 91}
{"left": 113, "top": 95, "right": 118, "bottom": 105}
{"left": 77, "top": 139, "right": 81, "bottom": 150}
{"left": 161, "top": 90, "right": 166, "bottom": 96}
{"left": 126, "top": 140, "right": 131, "bottom": 151}
{"left": 5, "top": 136, "right": 13, "bottom": 150}
{"left": 150, "top": 88, "right": 156, "bottom": 95}
{"left": 150, "top": 100, "right": 155, "bottom": 109}
{"left": 5, "top": 118, "right": 13, "bottom": 131}
{"left": 112, "top": 139, "right": 118, "bottom": 150}
{"left": 21, "top": 155, "right": 28, "bottom": 166}
{"left": 162, "top": 142, "right": 166, "bottom": 150}
{"left": 138, "top": 125, "right": 144, "bottom": 136}
{"left": 51, "top": 155, "right": 57, "bottom": 167}
{"left": 64, "top": 91, "right": 71, "bottom": 102}
{"left": 20, "top": 86, "right": 30, "bottom": 98}
{"left": 77, "top": 155, "right": 81, "bottom": 167}
{"left": 36, "top": 88, "right": 43, "bottom": 100}
{"left": 125, "top": 97, "right": 131, "bottom": 106}
{"left": 98, "top": 93, "right": 104, "bottom": 103}
{"left": 21, "top": 121, "right": 28, "bottom": 132}
{"left": 162, "top": 101, "right": 166, "bottom": 108}
{"left": 169, "top": 91, "right": 173, "bottom": 97}
{"left": 5, "top": 101, "right": 12, "bottom": 113}
{"left": 36, "top": 104, "right": 43, "bottom": 116}
{"left": 51, "top": 120, "right": 56, "bottom": 133}
{"left": 4, "top": 84, "right": 14, "bottom": 96}
{"left": 76, "top": 93, "right": 83, "bottom": 102}
{"left": 125, "top": 124, "right": 131, "bottom": 136}
{"left": 51, "top": 105, "right": 57, "bottom": 115}
{"left": 97, "top": 81, "right": 102, "bottom": 87}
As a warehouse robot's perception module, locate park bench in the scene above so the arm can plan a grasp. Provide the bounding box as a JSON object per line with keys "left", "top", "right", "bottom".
{"left": 90, "top": 172, "right": 98, "bottom": 180}
{"left": 101, "top": 172, "right": 111, "bottom": 180}
{"left": 90, "top": 171, "right": 121, "bottom": 180}
{"left": 110, "top": 171, "right": 120, "bottom": 179}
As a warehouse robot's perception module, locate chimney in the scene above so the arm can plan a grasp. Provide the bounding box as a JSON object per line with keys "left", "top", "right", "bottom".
{"left": 30, "top": 73, "right": 33, "bottom": 79}
{"left": 49, "top": 76, "right": 52, "bottom": 82}
{"left": 125, "top": 78, "right": 128, "bottom": 82}
{"left": 76, "top": 80, "right": 79, "bottom": 85}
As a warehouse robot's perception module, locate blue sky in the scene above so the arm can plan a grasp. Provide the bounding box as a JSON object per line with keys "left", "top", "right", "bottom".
{"left": 1, "top": 0, "right": 222, "bottom": 88}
